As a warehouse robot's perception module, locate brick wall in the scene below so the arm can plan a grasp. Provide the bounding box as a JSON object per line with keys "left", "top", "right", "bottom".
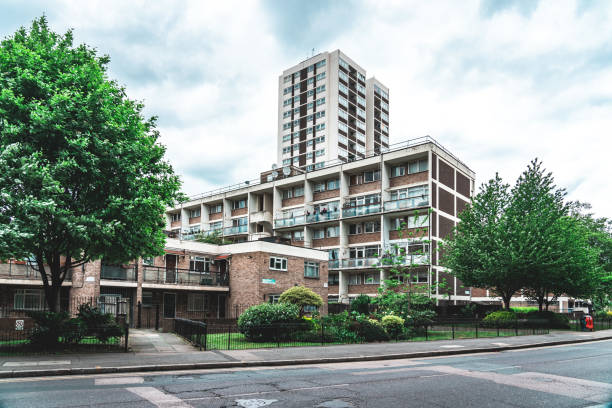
{"left": 438, "top": 188, "right": 455, "bottom": 216}
{"left": 231, "top": 208, "right": 247, "bottom": 217}
{"left": 438, "top": 160, "right": 455, "bottom": 190}
{"left": 171, "top": 220, "right": 181, "bottom": 228}
{"left": 348, "top": 232, "right": 381, "bottom": 244}
{"left": 389, "top": 228, "right": 427, "bottom": 240}
{"left": 348, "top": 284, "right": 379, "bottom": 294}
{"left": 389, "top": 171, "right": 428, "bottom": 188}
{"left": 313, "top": 190, "right": 340, "bottom": 201}
{"left": 189, "top": 216, "right": 201, "bottom": 224}
{"left": 282, "top": 197, "right": 305, "bottom": 207}
{"left": 209, "top": 212, "right": 223, "bottom": 221}
{"left": 312, "top": 237, "right": 339, "bottom": 248}
{"left": 349, "top": 180, "right": 381, "bottom": 195}
{"left": 456, "top": 172, "right": 470, "bottom": 197}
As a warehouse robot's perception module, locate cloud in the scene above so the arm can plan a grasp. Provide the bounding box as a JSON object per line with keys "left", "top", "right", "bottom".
{"left": 0, "top": 0, "right": 610, "bottom": 218}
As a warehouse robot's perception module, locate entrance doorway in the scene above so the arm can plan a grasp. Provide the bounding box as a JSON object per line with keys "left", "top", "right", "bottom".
{"left": 163, "top": 293, "right": 176, "bottom": 319}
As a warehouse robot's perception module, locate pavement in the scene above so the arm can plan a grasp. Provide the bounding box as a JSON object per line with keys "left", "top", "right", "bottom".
{"left": 1, "top": 328, "right": 611, "bottom": 379}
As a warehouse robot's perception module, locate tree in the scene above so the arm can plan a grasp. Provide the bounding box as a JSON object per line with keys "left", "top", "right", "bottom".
{"left": 0, "top": 17, "right": 181, "bottom": 311}
{"left": 278, "top": 286, "right": 323, "bottom": 317}
{"left": 441, "top": 174, "right": 522, "bottom": 309}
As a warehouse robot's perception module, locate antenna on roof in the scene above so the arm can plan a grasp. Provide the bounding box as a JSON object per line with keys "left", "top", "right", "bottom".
{"left": 312, "top": 48, "right": 315, "bottom": 57}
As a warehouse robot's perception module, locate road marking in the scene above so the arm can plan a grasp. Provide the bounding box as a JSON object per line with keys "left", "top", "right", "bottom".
{"left": 2, "top": 360, "right": 71, "bottom": 367}
{"left": 126, "top": 386, "right": 192, "bottom": 407}
{"left": 352, "top": 367, "right": 425, "bottom": 376}
{"left": 439, "top": 345, "right": 464, "bottom": 348}
{"left": 236, "top": 399, "right": 278, "bottom": 407}
{"left": 491, "top": 342, "right": 510, "bottom": 346}
{"left": 95, "top": 376, "right": 144, "bottom": 385}
{"left": 184, "top": 384, "right": 350, "bottom": 402}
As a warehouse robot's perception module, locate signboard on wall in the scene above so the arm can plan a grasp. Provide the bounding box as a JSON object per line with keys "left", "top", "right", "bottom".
{"left": 262, "top": 279, "right": 276, "bottom": 284}
{"left": 15, "top": 320, "right": 24, "bottom": 331}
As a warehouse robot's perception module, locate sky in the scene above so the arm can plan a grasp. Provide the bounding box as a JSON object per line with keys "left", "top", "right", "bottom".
{"left": 1, "top": 0, "right": 611, "bottom": 218}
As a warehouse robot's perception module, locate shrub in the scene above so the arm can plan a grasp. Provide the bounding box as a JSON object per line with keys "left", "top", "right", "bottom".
{"left": 279, "top": 286, "right": 323, "bottom": 316}
{"left": 77, "top": 304, "right": 124, "bottom": 342}
{"left": 481, "top": 311, "right": 517, "bottom": 328}
{"left": 27, "top": 311, "right": 74, "bottom": 349}
{"left": 511, "top": 307, "right": 539, "bottom": 315}
{"left": 381, "top": 315, "right": 405, "bottom": 338}
{"left": 350, "top": 317, "right": 389, "bottom": 342}
{"left": 524, "top": 311, "right": 570, "bottom": 329}
{"left": 238, "top": 303, "right": 302, "bottom": 341}
{"left": 350, "top": 294, "right": 371, "bottom": 315}
{"left": 405, "top": 310, "right": 436, "bottom": 327}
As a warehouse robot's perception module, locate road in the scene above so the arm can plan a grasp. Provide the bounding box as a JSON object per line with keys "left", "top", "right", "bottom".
{"left": 1, "top": 340, "right": 611, "bottom": 408}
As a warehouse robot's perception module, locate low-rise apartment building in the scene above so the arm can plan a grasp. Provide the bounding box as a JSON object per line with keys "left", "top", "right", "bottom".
{"left": 0, "top": 240, "right": 328, "bottom": 329}
{"left": 168, "top": 136, "right": 476, "bottom": 306}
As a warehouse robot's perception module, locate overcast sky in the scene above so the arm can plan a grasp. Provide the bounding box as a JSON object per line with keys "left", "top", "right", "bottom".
{"left": 1, "top": 0, "right": 611, "bottom": 218}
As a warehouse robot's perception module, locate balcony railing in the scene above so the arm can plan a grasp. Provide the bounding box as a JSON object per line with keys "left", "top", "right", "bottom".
{"left": 100, "top": 264, "right": 137, "bottom": 281}
{"left": 384, "top": 196, "right": 429, "bottom": 211}
{"left": 0, "top": 260, "right": 74, "bottom": 281}
{"left": 327, "top": 254, "right": 430, "bottom": 270}
{"left": 306, "top": 211, "right": 340, "bottom": 223}
{"left": 328, "top": 260, "right": 340, "bottom": 269}
{"left": 341, "top": 258, "right": 379, "bottom": 268}
{"left": 142, "top": 266, "right": 229, "bottom": 287}
{"left": 274, "top": 215, "right": 305, "bottom": 228}
{"left": 224, "top": 225, "right": 248, "bottom": 235}
{"left": 342, "top": 203, "right": 381, "bottom": 218}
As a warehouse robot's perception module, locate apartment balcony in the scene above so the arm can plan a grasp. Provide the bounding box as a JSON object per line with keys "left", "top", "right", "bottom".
{"left": 224, "top": 225, "right": 248, "bottom": 235}
{"left": 142, "top": 266, "right": 229, "bottom": 287}
{"left": 342, "top": 203, "right": 381, "bottom": 218}
{"left": 328, "top": 260, "right": 340, "bottom": 269}
{"left": 327, "top": 255, "right": 429, "bottom": 270}
{"left": 274, "top": 215, "right": 305, "bottom": 228}
{"left": 0, "top": 260, "right": 74, "bottom": 282}
{"left": 250, "top": 211, "right": 273, "bottom": 224}
{"left": 383, "top": 196, "right": 429, "bottom": 212}
{"left": 100, "top": 264, "right": 137, "bottom": 281}
{"left": 305, "top": 210, "right": 340, "bottom": 223}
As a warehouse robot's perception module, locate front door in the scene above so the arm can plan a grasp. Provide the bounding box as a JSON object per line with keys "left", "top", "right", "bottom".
{"left": 163, "top": 293, "right": 176, "bottom": 319}
{"left": 165, "top": 254, "right": 177, "bottom": 283}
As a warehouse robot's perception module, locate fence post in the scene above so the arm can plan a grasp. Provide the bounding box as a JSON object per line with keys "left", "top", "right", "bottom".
{"left": 137, "top": 301, "right": 142, "bottom": 329}
{"left": 227, "top": 324, "right": 231, "bottom": 350}
{"left": 515, "top": 320, "right": 518, "bottom": 336}
{"left": 277, "top": 324, "right": 281, "bottom": 348}
{"left": 202, "top": 323, "right": 207, "bottom": 351}
{"left": 321, "top": 321, "right": 325, "bottom": 346}
{"left": 425, "top": 324, "right": 428, "bottom": 341}
{"left": 497, "top": 323, "right": 500, "bottom": 337}
{"left": 155, "top": 304, "right": 160, "bottom": 331}
{"left": 124, "top": 322, "right": 129, "bottom": 353}
{"left": 452, "top": 321, "right": 455, "bottom": 340}
{"left": 475, "top": 320, "right": 478, "bottom": 339}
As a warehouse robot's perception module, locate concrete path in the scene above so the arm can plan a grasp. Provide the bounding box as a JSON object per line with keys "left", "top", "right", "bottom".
{"left": 0, "top": 329, "right": 610, "bottom": 378}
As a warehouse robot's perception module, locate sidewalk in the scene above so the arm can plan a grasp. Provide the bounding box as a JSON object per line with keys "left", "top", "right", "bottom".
{"left": 1, "top": 328, "right": 611, "bottom": 379}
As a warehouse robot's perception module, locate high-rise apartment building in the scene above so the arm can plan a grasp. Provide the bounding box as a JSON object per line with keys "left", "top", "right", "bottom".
{"left": 277, "top": 50, "right": 390, "bottom": 171}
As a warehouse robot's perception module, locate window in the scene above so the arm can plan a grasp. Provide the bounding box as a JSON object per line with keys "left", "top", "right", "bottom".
{"left": 316, "top": 72, "right": 326, "bottom": 81}
{"left": 142, "top": 291, "right": 153, "bottom": 307}
{"left": 316, "top": 97, "right": 325, "bottom": 106}
{"left": 14, "top": 289, "right": 45, "bottom": 310}
{"left": 187, "top": 293, "right": 208, "bottom": 312}
{"left": 357, "top": 95, "right": 366, "bottom": 106}
{"left": 304, "top": 261, "right": 320, "bottom": 278}
{"left": 349, "top": 274, "right": 361, "bottom": 285}
{"left": 338, "top": 108, "right": 348, "bottom": 120}
{"left": 357, "top": 107, "right": 366, "bottom": 119}
{"left": 339, "top": 58, "right": 349, "bottom": 70}
{"left": 170, "top": 213, "right": 181, "bottom": 222}
{"left": 142, "top": 257, "right": 154, "bottom": 266}
{"left": 326, "top": 225, "right": 340, "bottom": 237}
{"left": 408, "top": 159, "right": 428, "bottom": 173}
{"left": 364, "top": 272, "right": 380, "bottom": 285}
{"left": 338, "top": 122, "right": 348, "bottom": 132}
{"left": 283, "top": 158, "right": 291, "bottom": 165}
{"left": 232, "top": 199, "right": 246, "bottom": 210}
{"left": 328, "top": 273, "right": 340, "bottom": 285}
{"left": 313, "top": 228, "right": 325, "bottom": 239}
{"left": 282, "top": 134, "right": 291, "bottom": 142}
{"left": 269, "top": 256, "right": 288, "bottom": 271}
{"left": 339, "top": 83, "right": 349, "bottom": 94}
{"left": 339, "top": 95, "right": 348, "bottom": 108}
{"left": 294, "top": 186, "right": 304, "bottom": 197}
{"left": 209, "top": 204, "right": 222, "bottom": 214}
{"left": 268, "top": 294, "right": 281, "bottom": 304}
{"left": 349, "top": 223, "right": 362, "bottom": 235}
{"left": 328, "top": 248, "right": 339, "bottom": 260}
{"left": 190, "top": 256, "right": 210, "bottom": 272}
{"left": 314, "top": 182, "right": 326, "bottom": 193}
{"left": 390, "top": 185, "right": 428, "bottom": 201}
{"left": 315, "top": 149, "right": 325, "bottom": 157}
{"left": 364, "top": 170, "right": 381, "bottom": 183}
{"left": 189, "top": 208, "right": 201, "bottom": 218}
{"left": 358, "top": 72, "right": 366, "bottom": 82}
{"left": 357, "top": 84, "right": 366, "bottom": 94}
{"left": 293, "top": 230, "right": 304, "bottom": 241}
{"left": 364, "top": 221, "right": 381, "bottom": 233}
{"left": 327, "top": 179, "right": 339, "bottom": 190}
{"left": 338, "top": 134, "right": 348, "bottom": 145}
{"left": 381, "top": 101, "right": 389, "bottom": 110}
{"left": 339, "top": 70, "right": 349, "bottom": 82}
{"left": 393, "top": 215, "right": 428, "bottom": 229}
{"left": 316, "top": 59, "right": 326, "bottom": 68}
{"left": 392, "top": 166, "right": 406, "bottom": 177}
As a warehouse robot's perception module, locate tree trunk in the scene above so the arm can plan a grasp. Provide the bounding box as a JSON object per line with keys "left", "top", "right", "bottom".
{"left": 501, "top": 293, "right": 513, "bottom": 310}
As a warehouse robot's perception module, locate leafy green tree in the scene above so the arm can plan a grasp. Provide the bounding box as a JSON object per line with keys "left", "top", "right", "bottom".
{"left": 0, "top": 17, "right": 181, "bottom": 311}
{"left": 279, "top": 286, "right": 323, "bottom": 317}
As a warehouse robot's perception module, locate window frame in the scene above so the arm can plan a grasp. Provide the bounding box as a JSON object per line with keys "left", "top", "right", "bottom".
{"left": 304, "top": 261, "right": 320, "bottom": 279}
{"left": 269, "top": 256, "right": 288, "bottom": 271}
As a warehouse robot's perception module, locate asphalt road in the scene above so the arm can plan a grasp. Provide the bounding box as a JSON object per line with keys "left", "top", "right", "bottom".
{"left": 1, "top": 340, "right": 611, "bottom": 408}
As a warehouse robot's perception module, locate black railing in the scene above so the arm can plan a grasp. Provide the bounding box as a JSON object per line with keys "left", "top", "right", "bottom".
{"left": 0, "top": 260, "right": 74, "bottom": 281}
{"left": 173, "top": 318, "right": 207, "bottom": 350}
{"left": 142, "top": 266, "right": 229, "bottom": 286}
{"left": 100, "top": 264, "right": 137, "bottom": 281}
{"left": 571, "top": 317, "right": 612, "bottom": 332}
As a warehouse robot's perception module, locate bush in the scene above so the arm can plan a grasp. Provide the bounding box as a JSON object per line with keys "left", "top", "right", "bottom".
{"left": 350, "top": 294, "right": 371, "bottom": 315}
{"left": 524, "top": 311, "right": 570, "bottom": 329}
{"left": 481, "top": 311, "right": 517, "bottom": 328}
{"left": 381, "top": 315, "right": 405, "bottom": 338}
{"left": 405, "top": 310, "right": 436, "bottom": 327}
{"left": 350, "top": 317, "right": 389, "bottom": 342}
{"left": 279, "top": 286, "right": 323, "bottom": 316}
{"left": 27, "top": 311, "right": 75, "bottom": 349}
{"left": 238, "top": 303, "right": 302, "bottom": 341}
{"left": 77, "top": 304, "right": 124, "bottom": 342}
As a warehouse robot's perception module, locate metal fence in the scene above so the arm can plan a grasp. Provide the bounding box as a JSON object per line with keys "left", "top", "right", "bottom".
{"left": 173, "top": 318, "right": 207, "bottom": 350}
{"left": 570, "top": 317, "right": 612, "bottom": 332}
{"left": 177, "top": 318, "right": 550, "bottom": 351}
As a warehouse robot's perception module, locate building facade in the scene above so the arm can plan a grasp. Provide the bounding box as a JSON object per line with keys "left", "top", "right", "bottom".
{"left": 168, "top": 136, "right": 480, "bottom": 306}
{"left": 0, "top": 240, "right": 328, "bottom": 329}
{"left": 277, "top": 50, "right": 390, "bottom": 171}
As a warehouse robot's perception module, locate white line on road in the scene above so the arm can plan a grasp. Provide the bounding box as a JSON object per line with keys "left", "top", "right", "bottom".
{"left": 183, "top": 383, "right": 350, "bottom": 402}
{"left": 2, "top": 360, "right": 71, "bottom": 367}
{"left": 126, "top": 386, "right": 192, "bottom": 407}
{"left": 95, "top": 376, "right": 144, "bottom": 385}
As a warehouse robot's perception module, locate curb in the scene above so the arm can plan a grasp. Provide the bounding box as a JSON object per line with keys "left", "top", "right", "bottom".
{"left": 2, "top": 335, "right": 611, "bottom": 379}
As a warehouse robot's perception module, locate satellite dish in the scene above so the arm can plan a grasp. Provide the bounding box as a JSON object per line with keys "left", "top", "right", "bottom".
{"left": 272, "top": 164, "right": 278, "bottom": 170}
{"left": 266, "top": 174, "right": 274, "bottom": 182}
{"left": 282, "top": 167, "right": 291, "bottom": 176}
{"left": 271, "top": 171, "right": 279, "bottom": 179}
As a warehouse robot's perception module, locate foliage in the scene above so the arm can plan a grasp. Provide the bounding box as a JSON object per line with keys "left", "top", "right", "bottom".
{"left": 195, "top": 230, "right": 230, "bottom": 245}
{"left": 237, "top": 303, "right": 302, "bottom": 341}
{"left": 77, "top": 304, "right": 124, "bottom": 342}
{"left": 523, "top": 311, "right": 570, "bottom": 329}
{"left": 279, "top": 286, "right": 323, "bottom": 317}
{"left": 27, "top": 311, "right": 80, "bottom": 348}
{"left": 0, "top": 17, "right": 181, "bottom": 311}
{"left": 443, "top": 160, "right": 601, "bottom": 310}
{"left": 460, "top": 303, "right": 478, "bottom": 317}
{"left": 350, "top": 317, "right": 389, "bottom": 342}
{"left": 511, "top": 307, "right": 539, "bottom": 314}
{"left": 405, "top": 310, "right": 436, "bottom": 327}
{"left": 481, "top": 311, "right": 518, "bottom": 328}
{"left": 350, "top": 294, "right": 371, "bottom": 315}
{"left": 381, "top": 315, "right": 405, "bottom": 338}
